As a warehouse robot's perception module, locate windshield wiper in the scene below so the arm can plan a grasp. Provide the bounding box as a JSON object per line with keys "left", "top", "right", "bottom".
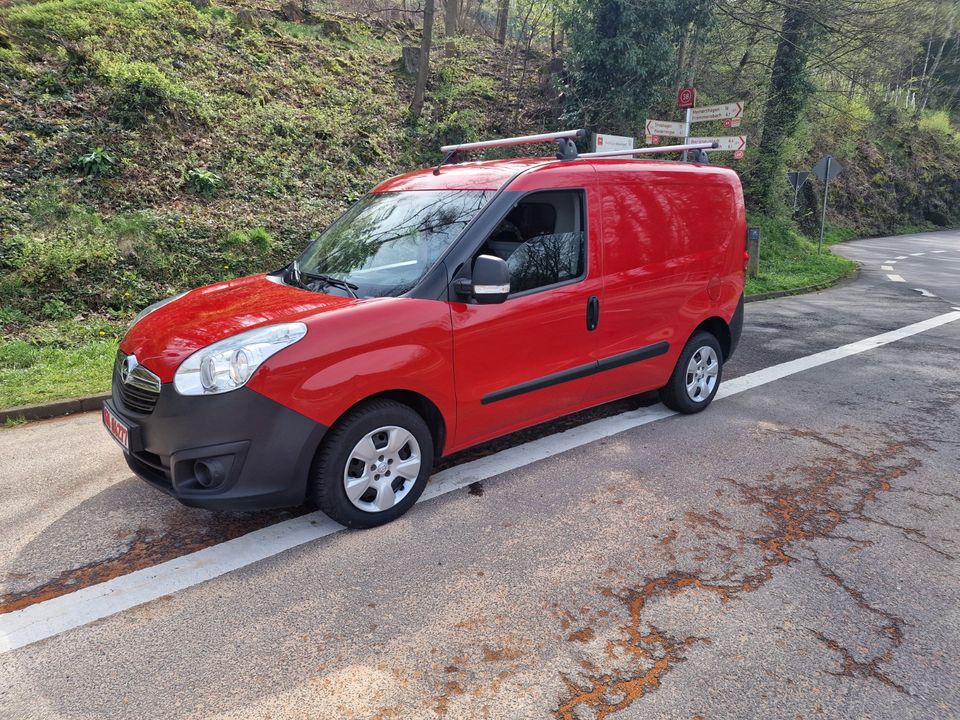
{"left": 301, "top": 269, "right": 359, "bottom": 298}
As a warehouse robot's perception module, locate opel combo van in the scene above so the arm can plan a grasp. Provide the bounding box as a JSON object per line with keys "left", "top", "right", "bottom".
{"left": 103, "top": 131, "right": 746, "bottom": 528}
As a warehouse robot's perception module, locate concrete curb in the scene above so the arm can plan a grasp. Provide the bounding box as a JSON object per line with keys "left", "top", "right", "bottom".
{"left": 0, "top": 394, "right": 110, "bottom": 425}
{"left": 744, "top": 267, "right": 860, "bottom": 304}
{"left": 0, "top": 268, "right": 862, "bottom": 426}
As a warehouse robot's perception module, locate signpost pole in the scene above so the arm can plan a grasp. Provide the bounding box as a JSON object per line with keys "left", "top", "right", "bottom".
{"left": 682, "top": 107, "right": 692, "bottom": 162}
{"left": 818, "top": 156, "right": 832, "bottom": 256}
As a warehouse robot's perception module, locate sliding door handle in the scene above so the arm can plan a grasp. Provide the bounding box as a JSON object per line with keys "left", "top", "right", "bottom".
{"left": 586, "top": 295, "right": 600, "bottom": 331}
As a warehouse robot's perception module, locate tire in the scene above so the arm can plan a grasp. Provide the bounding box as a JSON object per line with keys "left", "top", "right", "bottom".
{"left": 310, "top": 399, "right": 434, "bottom": 528}
{"left": 658, "top": 330, "right": 723, "bottom": 414}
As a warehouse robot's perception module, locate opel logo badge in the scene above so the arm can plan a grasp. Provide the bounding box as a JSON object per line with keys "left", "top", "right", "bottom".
{"left": 121, "top": 354, "right": 138, "bottom": 384}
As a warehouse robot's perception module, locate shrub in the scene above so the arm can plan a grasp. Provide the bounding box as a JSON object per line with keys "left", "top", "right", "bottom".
{"left": 93, "top": 51, "right": 199, "bottom": 120}
{"left": 186, "top": 167, "right": 223, "bottom": 196}
{"left": 225, "top": 226, "right": 274, "bottom": 254}
{"left": 77, "top": 147, "right": 117, "bottom": 176}
{"left": 0, "top": 341, "right": 35, "bottom": 370}
{"left": 436, "top": 110, "right": 483, "bottom": 148}
{"left": 918, "top": 110, "right": 958, "bottom": 138}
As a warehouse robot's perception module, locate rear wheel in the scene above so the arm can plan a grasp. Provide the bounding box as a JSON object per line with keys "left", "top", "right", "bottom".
{"left": 659, "top": 331, "right": 723, "bottom": 414}
{"left": 310, "top": 399, "right": 434, "bottom": 528}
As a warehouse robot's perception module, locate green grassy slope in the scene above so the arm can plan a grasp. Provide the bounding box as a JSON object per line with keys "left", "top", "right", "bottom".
{"left": 0, "top": 0, "right": 549, "bottom": 405}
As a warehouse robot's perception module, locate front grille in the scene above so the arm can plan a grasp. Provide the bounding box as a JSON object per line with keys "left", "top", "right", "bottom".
{"left": 114, "top": 351, "right": 161, "bottom": 415}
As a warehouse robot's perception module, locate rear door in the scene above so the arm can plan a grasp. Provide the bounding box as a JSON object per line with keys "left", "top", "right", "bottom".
{"left": 449, "top": 172, "right": 603, "bottom": 450}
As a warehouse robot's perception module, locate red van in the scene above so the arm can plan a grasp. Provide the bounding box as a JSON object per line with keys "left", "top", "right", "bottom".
{"left": 103, "top": 131, "right": 746, "bottom": 527}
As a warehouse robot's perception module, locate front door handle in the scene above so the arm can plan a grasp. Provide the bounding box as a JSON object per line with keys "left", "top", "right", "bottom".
{"left": 586, "top": 295, "right": 599, "bottom": 331}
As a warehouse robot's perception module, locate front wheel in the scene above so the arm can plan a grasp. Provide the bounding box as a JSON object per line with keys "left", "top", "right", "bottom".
{"left": 659, "top": 331, "right": 723, "bottom": 414}
{"left": 310, "top": 399, "right": 434, "bottom": 528}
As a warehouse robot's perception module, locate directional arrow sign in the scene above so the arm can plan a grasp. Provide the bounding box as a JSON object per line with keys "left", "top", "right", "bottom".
{"left": 690, "top": 135, "right": 747, "bottom": 153}
{"left": 691, "top": 102, "right": 744, "bottom": 124}
{"left": 644, "top": 119, "right": 687, "bottom": 138}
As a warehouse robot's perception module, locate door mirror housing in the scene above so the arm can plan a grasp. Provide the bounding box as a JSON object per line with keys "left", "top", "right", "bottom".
{"left": 455, "top": 254, "right": 510, "bottom": 304}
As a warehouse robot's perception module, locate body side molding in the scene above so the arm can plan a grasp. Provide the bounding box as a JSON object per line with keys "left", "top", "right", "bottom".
{"left": 481, "top": 341, "right": 670, "bottom": 405}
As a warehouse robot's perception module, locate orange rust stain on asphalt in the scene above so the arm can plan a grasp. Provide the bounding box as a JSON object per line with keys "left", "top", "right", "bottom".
{"left": 433, "top": 680, "right": 464, "bottom": 715}
{"left": 481, "top": 644, "right": 526, "bottom": 662}
{"left": 567, "top": 627, "right": 595, "bottom": 643}
{"left": 659, "top": 529, "right": 678, "bottom": 546}
{"left": 0, "top": 510, "right": 297, "bottom": 614}
{"left": 554, "top": 431, "right": 921, "bottom": 718}
{"left": 371, "top": 708, "right": 401, "bottom": 720}
{"left": 684, "top": 510, "right": 730, "bottom": 532}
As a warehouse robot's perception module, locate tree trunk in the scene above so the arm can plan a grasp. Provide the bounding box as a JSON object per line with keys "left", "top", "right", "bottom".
{"left": 496, "top": 0, "right": 509, "bottom": 45}
{"left": 411, "top": 0, "right": 435, "bottom": 121}
{"left": 747, "top": 5, "right": 817, "bottom": 211}
{"left": 444, "top": 0, "right": 458, "bottom": 56}
{"left": 459, "top": 0, "right": 473, "bottom": 33}
{"left": 920, "top": 18, "right": 954, "bottom": 111}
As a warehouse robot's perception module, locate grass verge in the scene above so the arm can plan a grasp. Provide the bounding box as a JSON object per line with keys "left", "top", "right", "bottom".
{"left": 745, "top": 216, "right": 857, "bottom": 296}
{"left": 0, "top": 339, "right": 114, "bottom": 409}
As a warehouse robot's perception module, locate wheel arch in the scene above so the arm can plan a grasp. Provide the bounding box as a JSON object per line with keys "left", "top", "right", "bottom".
{"left": 331, "top": 389, "right": 448, "bottom": 458}
{"left": 692, "top": 316, "right": 732, "bottom": 360}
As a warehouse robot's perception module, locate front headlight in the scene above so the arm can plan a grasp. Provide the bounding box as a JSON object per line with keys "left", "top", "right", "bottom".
{"left": 174, "top": 322, "right": 308, "bottom": 396}
{"left": 131, "top": 292, "right": 188, "bottom": 328}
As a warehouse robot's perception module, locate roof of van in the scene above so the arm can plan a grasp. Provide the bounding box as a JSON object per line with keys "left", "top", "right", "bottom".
{"left": 372, "top": 156, "right": 740, "bottom": 193}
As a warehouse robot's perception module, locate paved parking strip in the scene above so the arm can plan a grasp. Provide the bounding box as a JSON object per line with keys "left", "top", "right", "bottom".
{"left": 1, "top": 229, "right": 958, "bottom": 718}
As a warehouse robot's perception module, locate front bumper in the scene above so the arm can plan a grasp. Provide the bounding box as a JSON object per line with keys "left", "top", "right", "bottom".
{"left": 106, "top": 382, "right": 327, "bottom": 511}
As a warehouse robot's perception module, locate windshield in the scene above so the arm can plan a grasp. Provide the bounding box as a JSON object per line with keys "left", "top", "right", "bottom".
{"left": 293, "top": 190, "right": 493, "bottom": 297}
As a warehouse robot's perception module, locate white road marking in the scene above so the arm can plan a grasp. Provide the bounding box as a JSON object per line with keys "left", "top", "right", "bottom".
{"left": 910, "top": 252, "right": 925, "bottom": 256}
{"left": 2, "top": 310, "right": 960, "bottom": 653}
{"left": 881, "top": 265, "right": 894, "bottom": 271}
{"left": 883, "top": 260, "right": 896, "bottom": 264}
{"left": 716, "top": 311, "right": 960, "bottom": 398}
{"left": 914, "top": 288, "right": 936, "bottom": 298}
{"left": 887, "top": 274, "right": 906, "bottom": 282}
{"left": 931, "top": 250, "right": 946, "bottom": 253}
{"left": 896, "top": 256, "right": 908, "bottom": 259}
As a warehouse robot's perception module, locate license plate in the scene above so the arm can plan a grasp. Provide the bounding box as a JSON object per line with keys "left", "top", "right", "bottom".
{"left": 102, "top": 404, "right": 130, "bottom": 451}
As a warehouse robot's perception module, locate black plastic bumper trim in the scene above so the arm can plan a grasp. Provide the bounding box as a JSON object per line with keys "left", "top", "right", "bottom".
{"left": 728, "top": 294, "right": 745, "bottom": 360}
{"left": 481, "top": 341, "right": 670, "bottom": 405}
{"left": 107, "top": 384, "right": 328, "bottom": 511}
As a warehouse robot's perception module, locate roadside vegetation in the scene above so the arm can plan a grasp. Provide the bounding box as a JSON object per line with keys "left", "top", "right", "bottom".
{"left": 0, "top": 0, "right": 958, "bottom": 408}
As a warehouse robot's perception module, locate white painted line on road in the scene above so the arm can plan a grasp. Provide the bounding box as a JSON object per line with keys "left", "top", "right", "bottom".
{"left": 887, "top": 274, "right": 906, "bottom": 282}
{"left": 883, "top": 260, "right": 896, "bottom": 264}
{"left": 881, "top": 265, "right": 894, "bottom": 271}
{"left": 914, "top": 288, "right": 936, "bottom": 298}
{"left": 896, "top": 256, "right": 908, "bottom": 259}
{"left": 3, "top": 310, "right": 960, "bottom": 653}
{"left": 910, "top": 252, "right": 925, "bottom": 256}
{"left": 931, "top": 250, "right": 946, "bottom": 253}
{"left": 716, "top": 310, "right": 960, "bottom": 399}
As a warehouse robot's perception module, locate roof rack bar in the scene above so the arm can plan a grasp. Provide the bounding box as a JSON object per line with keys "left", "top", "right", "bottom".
{"left": 440, "top": 129, "right": 585, "bottom": 155}
{"left": 578, "top": 142, "right": 718, "bottom": 159}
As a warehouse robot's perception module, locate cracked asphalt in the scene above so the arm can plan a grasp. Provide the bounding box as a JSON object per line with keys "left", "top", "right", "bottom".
{"left": 1, "top": 230, "right": 958, "bottom": 719}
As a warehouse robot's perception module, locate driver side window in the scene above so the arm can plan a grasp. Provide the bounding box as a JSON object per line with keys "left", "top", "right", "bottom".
{"left": 478, "top": 190, "right": 586, "bottom": 295}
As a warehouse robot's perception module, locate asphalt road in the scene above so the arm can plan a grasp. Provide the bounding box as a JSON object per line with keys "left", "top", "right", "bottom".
{"left": 1, "top": 230, "right": 958, "bottom": 719}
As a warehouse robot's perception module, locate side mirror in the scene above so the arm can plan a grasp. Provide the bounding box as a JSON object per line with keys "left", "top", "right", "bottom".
{"left": 455, "top": 254, "right": 510, "bottom": 304}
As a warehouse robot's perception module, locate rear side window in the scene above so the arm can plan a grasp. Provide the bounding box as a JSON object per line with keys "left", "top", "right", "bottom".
{"left": 478, "top": 190, "right": 586, "bottom": 295}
